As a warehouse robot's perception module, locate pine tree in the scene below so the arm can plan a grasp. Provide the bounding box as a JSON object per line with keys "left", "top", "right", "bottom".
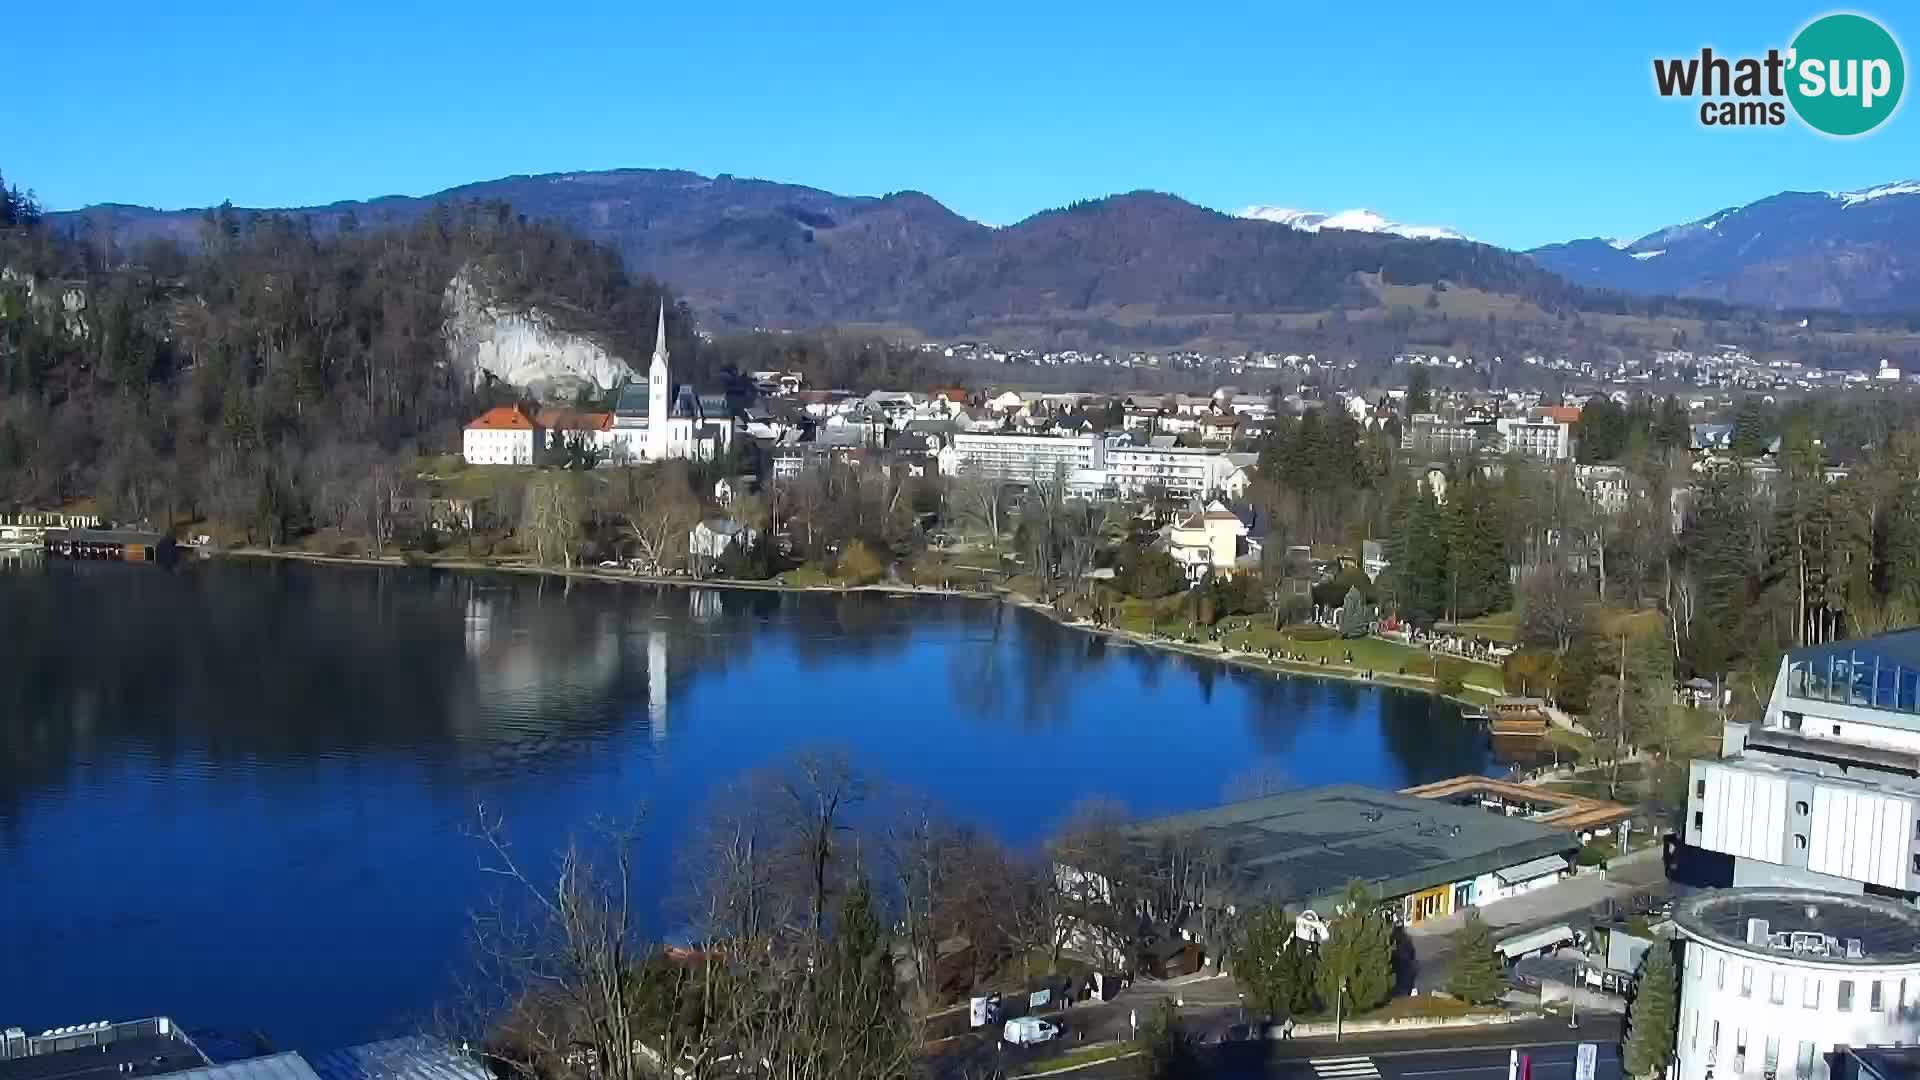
{"left": 1623, "top": 942, "right": 1678, "bottom": 1078}
{"left": 1446, "top": 912, "right": 1503, "bottom": 1005}
{"left": 1316, "top": 882, "right": 1396, "bottom": 1014}
{"left": 1240, "top": 905, "right": 1320, "bottom": 1016}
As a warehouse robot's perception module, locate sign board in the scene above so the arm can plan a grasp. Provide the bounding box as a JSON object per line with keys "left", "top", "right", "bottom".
{"left": 969, "top": 996, "right": 990, "bottom": 1028}
{"left": 1577, "top": 1042, "right": 1598, "bottom": 1080}
{"left": 1029, "top": 988, "right": 1051, "bottom": 1010}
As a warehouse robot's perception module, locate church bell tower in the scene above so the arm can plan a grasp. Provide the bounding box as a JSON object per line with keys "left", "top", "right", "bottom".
{"left": 647, "top": 302, "right": 670, "bottom": 460}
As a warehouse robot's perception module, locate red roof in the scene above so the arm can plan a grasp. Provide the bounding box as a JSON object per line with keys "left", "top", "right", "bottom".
{"left": 540, "top": 409, "right": 613, "bottom": 432}
{"left": 1540, "top": 406, "right": 1582, "bottom": 424}
{"left": 466, "top": 406, "right": 537, "bottom": 431}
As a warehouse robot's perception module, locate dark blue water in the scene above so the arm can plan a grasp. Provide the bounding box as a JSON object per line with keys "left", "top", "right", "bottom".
{"left": 0, "top": 560, "right": 1492, "bottom": 1051}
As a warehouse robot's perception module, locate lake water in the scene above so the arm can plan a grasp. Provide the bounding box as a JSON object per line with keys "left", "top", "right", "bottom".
{"left": 0, "top": 560, "right": 1496, "bottom": 1051}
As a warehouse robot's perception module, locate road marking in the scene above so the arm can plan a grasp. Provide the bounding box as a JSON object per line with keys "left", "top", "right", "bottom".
{"left": 1313, "top": 1057, "right": 1383, "bottom": 1079}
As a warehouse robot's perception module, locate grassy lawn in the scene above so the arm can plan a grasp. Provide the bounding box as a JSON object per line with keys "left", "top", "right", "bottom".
{"left": 1447, "top": 609, "right": 1520, "bottom": 644}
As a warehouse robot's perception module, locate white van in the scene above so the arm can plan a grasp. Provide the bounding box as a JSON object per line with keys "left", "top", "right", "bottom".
{"left": 1003, "top": 1017, "right": 1060, "bottom": 1046}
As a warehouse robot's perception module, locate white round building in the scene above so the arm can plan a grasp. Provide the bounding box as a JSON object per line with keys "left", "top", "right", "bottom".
{"left": 1674, "top": 889, "right": 1920, "bottom": 1080}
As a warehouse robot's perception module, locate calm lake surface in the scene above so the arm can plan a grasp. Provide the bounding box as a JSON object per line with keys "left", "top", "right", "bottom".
{"left": 0, "top": 560, "right": 1498, "bottom": 1051}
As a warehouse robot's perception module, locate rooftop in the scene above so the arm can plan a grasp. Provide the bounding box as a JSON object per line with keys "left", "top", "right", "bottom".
{"left": 1673, "top": 889, "right": 1920, "bottom": 966}
{"left": 305, "top": 1039, "right": 488, "bottom": 1080}
{"left": 1122, "top": 783, "right": 1576, "bottom": 911}
{"left": 464, "top": 406, "right": 535, "bottom": 431}
{"left": 0, "top": 1021, "right": 206, "bottom": 1080}
{"left": 1400, "top": 775, "right": 1635, "bottom": 833}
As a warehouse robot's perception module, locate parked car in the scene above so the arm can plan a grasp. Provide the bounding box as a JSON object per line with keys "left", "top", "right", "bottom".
{"left": 1002, "top": 1017, "right": 1060, "bottom": 1046}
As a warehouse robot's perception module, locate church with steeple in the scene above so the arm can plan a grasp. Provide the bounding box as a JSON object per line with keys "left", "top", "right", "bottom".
{"left": 607, "top": 303, "right": 736, "bottom": 463}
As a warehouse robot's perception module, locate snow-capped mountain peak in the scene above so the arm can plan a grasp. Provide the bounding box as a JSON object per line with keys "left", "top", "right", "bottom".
{"left": 1836, "top": 179, "right": 1920, "bottom": 208}
{"left": 1238, "top": 205, "right": 1470, "bottom": 242}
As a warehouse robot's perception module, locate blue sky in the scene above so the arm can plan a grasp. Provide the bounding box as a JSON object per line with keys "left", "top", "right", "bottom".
{"left": 7, "top": 1, "right": 1916, "bottom": 249}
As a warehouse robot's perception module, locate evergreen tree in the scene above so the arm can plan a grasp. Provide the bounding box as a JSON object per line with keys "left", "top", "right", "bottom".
{"left": 1653, "top": 395, "right": 1691, "bottom": 453}
{"left": 1405, "top": 366, "right": 1432, "bottom": 415}
{"left": 1730, "top": 398, "right": 1773, "bottom": 457}
{"left": 1240, "top": 905, "right": 1320, "bottom": 1016}
{"left": 1315, "top": 882, "right": 1396, "bottom": 1014}
{"left": 1445, "top": 912, "right": 1503, "bottom": 1005}
{"left": 1622, "top": 943, "right": 1678, "bottom": 1078}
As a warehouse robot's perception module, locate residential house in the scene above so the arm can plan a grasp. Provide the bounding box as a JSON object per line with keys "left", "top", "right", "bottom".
{"left": 1165, "top": 500, "right": 1256, "bottom": 581}
{"left": 689, "top": 519, "right": 759, "bottom": 569}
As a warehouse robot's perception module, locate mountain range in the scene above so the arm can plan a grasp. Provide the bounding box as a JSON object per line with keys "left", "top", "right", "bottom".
{"left": 46, "top": 169, "right": 1920, "bottom": 346}
{"left": 1526, "top": 180, "right": 1920, "bottom": 312}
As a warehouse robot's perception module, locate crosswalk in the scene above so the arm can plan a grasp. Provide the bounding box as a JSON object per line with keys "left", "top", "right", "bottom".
{"left": 1311, "top": 1056, "right": 1383, "bottom": 1080}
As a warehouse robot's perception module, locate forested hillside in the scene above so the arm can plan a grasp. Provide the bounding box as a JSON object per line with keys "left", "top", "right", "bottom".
{"left": 0, "top": 169, "right": 936, "bottom": 522}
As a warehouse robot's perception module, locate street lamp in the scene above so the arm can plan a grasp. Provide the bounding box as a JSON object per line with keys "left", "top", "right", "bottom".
{"left": 1334, "top": 976, "right": 1349, "bottom": 1042}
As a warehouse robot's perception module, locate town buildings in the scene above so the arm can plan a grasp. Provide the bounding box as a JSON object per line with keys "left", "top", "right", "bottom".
{"left": 1672, "top": 889, "right": 1920, "bottom": 1080}
{"left": 1685, "top": 630, "right": 1920, "bottom": 898}
{"left": 461, "top": 306, "right": 737, "bottom": 467}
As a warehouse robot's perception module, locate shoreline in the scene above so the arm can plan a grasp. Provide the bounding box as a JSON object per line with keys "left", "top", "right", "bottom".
{"left": 215, "top": 547, "right": 1496, "bottom": 711}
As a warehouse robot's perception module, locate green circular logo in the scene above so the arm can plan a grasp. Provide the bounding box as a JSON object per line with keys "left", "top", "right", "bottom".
{"left": 1788, "top": 13, "right": 1906, "bottom": 136}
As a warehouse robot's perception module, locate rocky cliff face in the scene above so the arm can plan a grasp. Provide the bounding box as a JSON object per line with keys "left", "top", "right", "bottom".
{"left": 442, "top": 269, "right": 634, "bottom": 395}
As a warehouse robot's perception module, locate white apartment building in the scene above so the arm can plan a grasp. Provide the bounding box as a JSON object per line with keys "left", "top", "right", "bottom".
{"left": 1496, "top": 416, "right": 1572, "bottom": 460}
{"left": 939, "top": 433, "right": 1102, "bottom": 484}
{"left": 1102, "top": 443, "right": 1233, "bottom": 500}
{"left": 1685, "top": 631, "right": 1920, "bottom": 897}
{"left": 1673, "top": 889, "right": 1920, "bottom": 1080}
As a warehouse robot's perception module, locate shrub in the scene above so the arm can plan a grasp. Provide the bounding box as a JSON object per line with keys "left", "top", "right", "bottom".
{"left": 1435, "top": 659, "right": 1468, "bottom": 696}
{"left": 838, "top": 540, "right": 886, "bottom": 585}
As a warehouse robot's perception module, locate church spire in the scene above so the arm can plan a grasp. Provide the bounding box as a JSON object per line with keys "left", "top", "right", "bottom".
{"left": 654, "top": 301, "right": 668, "bottom": 359}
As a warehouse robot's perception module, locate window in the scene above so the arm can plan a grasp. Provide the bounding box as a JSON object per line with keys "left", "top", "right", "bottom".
{"left": 1834, "top": 723, "right": 1844, "bottom": 735}
{"left": 1765, "top": 1036, "right": 1780, "bottom": 1077}
{"left": 1796, "top": 834, "right": 1809, "bottom": 851}
{"left": 1797, "top": 1041, "right": 1817, "bottom": 1080}
{"left": 1697, "top": 779, "right": 1707, "bottom": 798}
{"left": 1742, "top": 965, "right": 1754, "bottom": 998}
{"left": 1718, "top": 958, "right": 1727, "bottom": 989}
{"left": 1710, "top": 1021, "right": 1722, "bottom": 1065}
{"left": 1872, "top": 980, "right": 1885, "bottom": 1012}
{"left": 1911, "top": 852, "right": 1920, "bottom": 875}
{"left": 1691, "top": 1009, "right": 1699, "bottom": 1047}
{"left": 1771, "top": 972, "right": 1787, "bottom": 1004}
{"left": 1696, "top": 810, "right": 1706, "bottom": 830}
{"left": 1840, "top": 980, "right": 1855, "bottom": 1011}
{"left": 1805, "top": 977, "right": 1821, "bottom": 1008}
{"left": 1797, "top": 800, "right": 1810, "bottom": 815}
{"left": 1735, "top": 1029, "right": 1749, "bottom": 1073}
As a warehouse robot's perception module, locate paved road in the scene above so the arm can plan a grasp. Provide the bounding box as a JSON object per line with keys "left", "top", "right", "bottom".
{"left": 1056, "top": 1016, "right": 1624, "bottom": 1080}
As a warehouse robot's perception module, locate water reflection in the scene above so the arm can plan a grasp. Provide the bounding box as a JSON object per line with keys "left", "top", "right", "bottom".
{"left": 0, "top": 560, "right": 1499, "bottom": 1052}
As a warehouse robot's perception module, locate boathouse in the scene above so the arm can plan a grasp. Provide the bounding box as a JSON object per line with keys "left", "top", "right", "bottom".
{"left": 43, "top": 528, "right": 177, "bottom": 564}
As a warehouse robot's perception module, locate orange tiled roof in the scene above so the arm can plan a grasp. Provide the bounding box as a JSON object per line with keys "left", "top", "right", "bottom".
{"left": 1540, "top": 406, "right": 1582, "bottom": 424}
{"left": 541, "top": 409, "right": 613, "bottom": 432}
{"left": 466, "top": 406, "right": 537, "bottom": 431}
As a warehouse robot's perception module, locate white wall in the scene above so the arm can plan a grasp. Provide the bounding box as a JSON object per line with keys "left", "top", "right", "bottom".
{"left": 1676, "top": 937, "right": 1920, "bottom": 1080}
{"left": 1694, "top": 763, "right": 1788, "bottom": 864}
{"left": 1807, "top": 786, "right": 1913, "bottom": 889}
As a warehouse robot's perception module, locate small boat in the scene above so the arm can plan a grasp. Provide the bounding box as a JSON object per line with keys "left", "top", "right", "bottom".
{"left": 1459, "top": 706, "right": 1490, "bottom": 722}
